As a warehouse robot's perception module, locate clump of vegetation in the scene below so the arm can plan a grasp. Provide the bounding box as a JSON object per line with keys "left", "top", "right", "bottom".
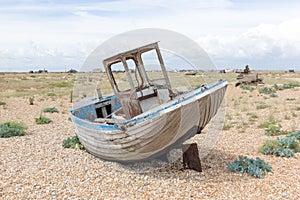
{"left": 35, "top": 116, "right": 52, "bottom": 124}
{"left": 286, "top": 98, "right": 296, "bottom": 101}
{"left": 273, "top": 84, "right": 281, "bottom": 90}
{"left": 62, "top": 135, "right": 84, "bottom": 149}
{"left": 0, "top": 101, "right": 6, "bottom": 106}
{"left": 258, "top": 115, "right": 277, "bottom": 129}
{"left": 52, "top": 82, "right": 71, "bottom": 87}
{"left": 226, "top": 114, "right": 232, "bottom": 120}
{"left": 282, "top": 82, "right": 300, "bottom": 89}
{"left": 259, "top": 132, "right": 300, "bottom": 158}
{"left": 269, "top": 93, "right": 278, "bottom": 98}
{"left": 265, "top": 124, "right": 288, "bottom": 136}
{"left": 0, "top": 121, "right": 27, "bottom": 138}
{"left": 256, "top": 104, "right": 271, "bottom": 110}
{"left": 258, "top": 82, "right": 300, "bottom": 97}
{"left": 296, "top": 107, "right": 300, "bottom": 111}
{"left": 47, "top": 92, "right": 57, "bottom": 96}
{"left": 277, "top": 136, "right": 299, "bottom": 151}
{"left": 259, "top": 87, "right": 275, "bottom": 94}
{"left": 222, "top": 124, "right": 232, "bottom": 130}
{"left": 70, "top": 91, "right": 73, "bottom": 103}
{"left": 43, "top": 107, "right": 59, "bottom": 113}
{"left": 227, "top": 156, "right": 272, "bottom": 179}
{"left": 287, "top": 130, "right": 300, "bottom": 140}
{"left": 20, "top": 77, "right": 28, "bottom": 80}
{"left": 248, "top": 114, "right": 258, "bottom": 123}
{"left": 29, "top": 96, "right": 34, "bottom": 105}
{"left": 239, "top": 84, "right": 255, "bottom": 92}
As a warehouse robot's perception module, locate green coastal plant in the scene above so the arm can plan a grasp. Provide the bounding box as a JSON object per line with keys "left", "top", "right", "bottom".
{"left": 265, "top": 124, "right": 288, "bottom": 136}
{"left": 239, "top": 84, "right": 255, "bottom": 92}
{"left": 259, "top": 87, "right": 275, "bottom": 94}
{"left": 222, "top": 124, "right": 232, "bottom": 130}
{"left": 282, "top": 82, "right": 300, "bottom": 89}
{"left": 62, "top": 135, "right": 84, "bottom": 149}
{"left": 287, "top": 131, "right": 300, "bottom": 140}
{"left": 53, "top": 81, "right": 71, "bottom": 87}
{"left": 258, "top": 82, "right": 300, "bottom": 98}
{"left": 70, "top": 91, "right": 73, "bottom": 103}
{"left": 269, "top": 93, "right": 278, "bottom": 98}
{"left": 35, "top": 116, "right": 52, "bottom": 124}
{"left": 227, "top": 156, "right": 272, "bottom": 179}
{"left": 258, "top": 115, "right": 277, "bottom": 129}
{"left": 259, "top": 136, "right": 300, "bottom": 158}
{"left": 43, "top": 107, "right": 59, "bottom": 113}
{"left": 29, "top": 96, "right": 34, "bottom": 105}
{"left": 0, "top": 121, "right": 27, "bottom": 138}
{"left": 47, "top": 92, "right": 57, "bottom": 96}
{"left": 256, "top": 104, "right": 271, "bottom": 110}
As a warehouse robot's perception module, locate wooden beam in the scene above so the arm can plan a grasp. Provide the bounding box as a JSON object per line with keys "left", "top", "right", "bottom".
{"left": 182, "top": 143, "right": 202, "bottom": 172}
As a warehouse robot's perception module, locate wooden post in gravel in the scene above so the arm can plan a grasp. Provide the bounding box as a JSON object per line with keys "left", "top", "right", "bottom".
{"left": 182, "top": 143, "right": 202, "bottom": 172}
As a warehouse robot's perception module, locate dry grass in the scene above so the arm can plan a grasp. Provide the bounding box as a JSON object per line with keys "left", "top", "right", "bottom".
{"left": 0, "top": 72, "right": 75, "bottom": 98}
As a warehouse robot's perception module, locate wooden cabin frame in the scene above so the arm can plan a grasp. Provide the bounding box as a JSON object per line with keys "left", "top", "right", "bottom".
{"left": 103, "top": 42, "right": 174, "bottom": 119}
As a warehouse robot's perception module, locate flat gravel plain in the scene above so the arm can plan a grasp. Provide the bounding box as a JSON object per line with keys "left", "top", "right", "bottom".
{"left": 1, "top": 84, "right": 300, "bottom": 199}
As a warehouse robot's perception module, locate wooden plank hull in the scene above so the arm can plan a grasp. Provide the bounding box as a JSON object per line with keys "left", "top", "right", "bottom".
{"left": 70, "top": 80, "right": 228, "bottom": 163}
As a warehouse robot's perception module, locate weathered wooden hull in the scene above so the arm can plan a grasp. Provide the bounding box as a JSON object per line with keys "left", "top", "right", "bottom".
{"left": 70, "top": 80, "right": 228, "bottom": 163}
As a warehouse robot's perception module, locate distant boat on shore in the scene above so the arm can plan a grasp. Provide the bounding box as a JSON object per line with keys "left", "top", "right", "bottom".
{"left": 184, "top": 71, "right": 197, "bottom": 75}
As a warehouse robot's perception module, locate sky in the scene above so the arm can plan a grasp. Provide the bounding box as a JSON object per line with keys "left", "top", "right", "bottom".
{"left": 1, "top": 0, "right": 300, "bottom": 72}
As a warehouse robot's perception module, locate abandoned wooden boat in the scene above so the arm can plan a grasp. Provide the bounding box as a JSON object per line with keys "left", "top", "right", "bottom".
{"left": 184, "top": 71, "right": 197, "bottom": 75}
{"left": 70, "top": 42, "right": 228, "bottom": 163}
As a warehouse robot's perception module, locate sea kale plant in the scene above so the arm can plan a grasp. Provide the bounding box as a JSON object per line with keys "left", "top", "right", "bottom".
{"left": 259, "top": 130, "right": 300, "bottom": 158}
{"left": 265, "top": 124, "right": 288, "bottom": 136}
{"left": 35, "top": 116, "right": 53, "bottom": 124}
{"left": 62, "top": 135, "right": 84, "bottom": 150}
{"left": 239, "top": 84, "right": 255, "bottom": 92}
{"left": 227, "top": 156, "right": 272, "bottom": 179}
{"left": 43, "top": 107, "right": 59, "bottom": 113}
{"left": 0, "top": 121, "right": 27, "bottom": 138}
{"left": 258, "top": 82, "right": 300, "bottom": 97}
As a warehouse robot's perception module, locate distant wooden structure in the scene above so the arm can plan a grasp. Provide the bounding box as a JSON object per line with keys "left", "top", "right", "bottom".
{"left": 243, "top": 65, "right": 250, "bottom": 74}
{"left": 236, "top": 65, "right": 263, "bottom": 86}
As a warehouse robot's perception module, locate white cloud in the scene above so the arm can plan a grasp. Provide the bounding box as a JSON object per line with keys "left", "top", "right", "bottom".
{"left": 1, "top": 0, "right": 300, "bottom": 71}
{"left": 197, "top": 19, "right": 300, "bottom": 68}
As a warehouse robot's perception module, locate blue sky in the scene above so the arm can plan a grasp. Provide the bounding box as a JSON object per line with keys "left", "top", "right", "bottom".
{"left": 1, "top": 0, "right": 300, "bottom": 72}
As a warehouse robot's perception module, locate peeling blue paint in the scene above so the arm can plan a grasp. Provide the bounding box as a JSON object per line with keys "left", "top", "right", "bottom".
{"left": 70, "top": 80, "right": 227, "bottom": 131}
{"left": 71, "top": 115, "right": 120, "bottom": 131}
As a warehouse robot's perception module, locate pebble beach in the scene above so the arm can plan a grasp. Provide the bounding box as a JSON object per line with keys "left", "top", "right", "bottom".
{"left": 1, "top": 74, "right": 300, "bottom": 199}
